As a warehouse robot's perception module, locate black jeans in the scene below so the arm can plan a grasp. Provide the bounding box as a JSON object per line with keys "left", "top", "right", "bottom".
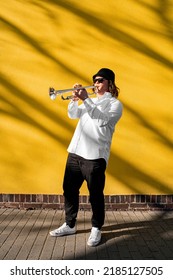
{"left": 63, "top": 153, "right": 106, "bottom": 229}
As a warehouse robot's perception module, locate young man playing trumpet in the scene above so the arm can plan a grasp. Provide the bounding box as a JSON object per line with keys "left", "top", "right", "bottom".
{"left": 50, "top": 68, "right": 123, "bottom": 246}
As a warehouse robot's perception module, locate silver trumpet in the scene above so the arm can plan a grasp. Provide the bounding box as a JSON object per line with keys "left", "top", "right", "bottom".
{"left": 49, "top": 85, "right": 96, "bottom": 100}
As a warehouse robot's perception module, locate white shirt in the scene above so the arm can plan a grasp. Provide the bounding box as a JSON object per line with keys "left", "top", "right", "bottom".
{"left": 67, "top": 92, "right": 123, "bottom": 164}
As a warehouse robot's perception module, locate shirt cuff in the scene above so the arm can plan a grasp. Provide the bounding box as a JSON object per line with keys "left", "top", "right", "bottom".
{"left": 84, "top": 97, "right": 96, "bottom": 111}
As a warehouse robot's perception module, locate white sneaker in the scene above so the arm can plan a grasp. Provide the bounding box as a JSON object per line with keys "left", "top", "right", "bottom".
{"left": 87, "top": 227, "right": 101, "bottom": 246}
{"left": 49, "top": 223, "right": 76, "bottom": 237}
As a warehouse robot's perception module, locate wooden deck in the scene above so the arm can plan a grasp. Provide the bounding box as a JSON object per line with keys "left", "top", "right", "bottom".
{"left": 0, "top": 208, "right": 173, "bottom": 260}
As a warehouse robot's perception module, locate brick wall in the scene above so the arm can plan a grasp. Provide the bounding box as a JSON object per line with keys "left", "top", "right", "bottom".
{"left": 0, "top": 194, "right": 173, "bottom": 210}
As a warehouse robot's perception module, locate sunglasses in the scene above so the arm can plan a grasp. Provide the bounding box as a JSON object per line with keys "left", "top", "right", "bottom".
{"left": 93, "top": 78, "right": 105, "bottom": 83}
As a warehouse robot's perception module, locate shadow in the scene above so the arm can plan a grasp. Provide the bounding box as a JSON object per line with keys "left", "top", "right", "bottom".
{"left": 39, "top": 0, "right": 173, "bottom": 70}
{"left": 124, "top": 102, "right": 173, "bottom": 150}
{"left": 75, "top": 211, "right": 173, "bottom": 260}
{"left": 0, "top": 15, "right": 89, "bottom": 83}
{"left": 0, "top": 72, "right": 73, "bottom": 146}
{"left": 1, "top": 209, "right": 173, "bottom": 260}
{"left": 137, "top": 0, "right": 173, "bottom": 40}
{"left": 1, "top": 0, "right": 173, "bottom": 196}
{"left": 106, "top": 100, "right": 173, "bottom": 194}
{"left": 107, "top": 151, "right": 172, "bottom": 194}
{"left": 157, "top": 0, "right": 173, "bottom": 40}
{"left": 1, "top": 0, "right": 173, "bottom": 261}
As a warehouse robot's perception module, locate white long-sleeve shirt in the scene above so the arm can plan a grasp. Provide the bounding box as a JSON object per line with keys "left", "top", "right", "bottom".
{"left": 67, "top": 92, "right": 123, "bottom": 164}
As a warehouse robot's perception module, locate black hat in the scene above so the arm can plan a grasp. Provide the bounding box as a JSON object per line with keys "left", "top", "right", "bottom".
{"left": 93, "top": 68, "right": 115, "bottom": 82}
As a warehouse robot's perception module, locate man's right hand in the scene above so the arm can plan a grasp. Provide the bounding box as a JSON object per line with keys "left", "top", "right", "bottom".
{"left": 72, "top": 83, "right": 82, "bottom": 101}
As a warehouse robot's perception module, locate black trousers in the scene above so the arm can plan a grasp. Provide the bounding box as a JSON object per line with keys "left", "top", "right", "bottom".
{"left": 63, "top": 153, "right": 106, "bottom": 229}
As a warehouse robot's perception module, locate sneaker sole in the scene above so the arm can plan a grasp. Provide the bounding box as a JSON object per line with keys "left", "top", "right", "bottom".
{"left": 87, "top": 237, "right": 101, "bottom": 247}
{"left": 49, "top": 230, "right": 76, "bottom": 237}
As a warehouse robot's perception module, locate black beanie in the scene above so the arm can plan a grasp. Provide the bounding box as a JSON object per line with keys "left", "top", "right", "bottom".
{"left": 93, "top": 68, "right": 115, "bottom": 82}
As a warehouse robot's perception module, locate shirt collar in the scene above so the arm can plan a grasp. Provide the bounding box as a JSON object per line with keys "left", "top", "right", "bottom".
{"left": 97, "top": 92, "right": 112, "bottom": 100}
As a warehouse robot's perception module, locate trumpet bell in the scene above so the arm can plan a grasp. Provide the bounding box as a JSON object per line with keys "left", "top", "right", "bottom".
{"left": 49, "top": 88, "right": 57, "bottom": 100}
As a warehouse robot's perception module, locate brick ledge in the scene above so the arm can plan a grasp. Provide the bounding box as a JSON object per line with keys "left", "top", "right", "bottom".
{"left": 0, "top": 194, "right": 173, "bottom": 210}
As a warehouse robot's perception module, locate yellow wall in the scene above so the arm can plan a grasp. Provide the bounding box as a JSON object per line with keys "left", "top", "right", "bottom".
{"left": 1, "top": 0, "right": 173, "bottom": 195}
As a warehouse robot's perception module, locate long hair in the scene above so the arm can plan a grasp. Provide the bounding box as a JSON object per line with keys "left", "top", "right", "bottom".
{"left": 108, "top": 80, "right": 119, "bottom": 98}
{"left": 92, "top": 80, "right": 120, "bottom": 98}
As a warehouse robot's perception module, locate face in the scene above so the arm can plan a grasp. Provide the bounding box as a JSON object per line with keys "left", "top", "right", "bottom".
{"left": 93, "top": 76, "right": 109, "bottom": 95}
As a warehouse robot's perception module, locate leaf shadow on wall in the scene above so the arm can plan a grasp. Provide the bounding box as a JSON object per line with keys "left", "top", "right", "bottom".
{"left": 1, "top": 0, "right": 173, "bottom": 194}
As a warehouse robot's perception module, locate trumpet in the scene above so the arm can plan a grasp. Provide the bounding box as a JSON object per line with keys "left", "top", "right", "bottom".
{"left": 49, "top": 85, "right": 96, "bottom": 100}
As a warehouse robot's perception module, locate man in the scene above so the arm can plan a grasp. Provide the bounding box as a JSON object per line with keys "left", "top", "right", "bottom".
{"left": 50, "top": 68, "right": 123, "bottom": 246}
